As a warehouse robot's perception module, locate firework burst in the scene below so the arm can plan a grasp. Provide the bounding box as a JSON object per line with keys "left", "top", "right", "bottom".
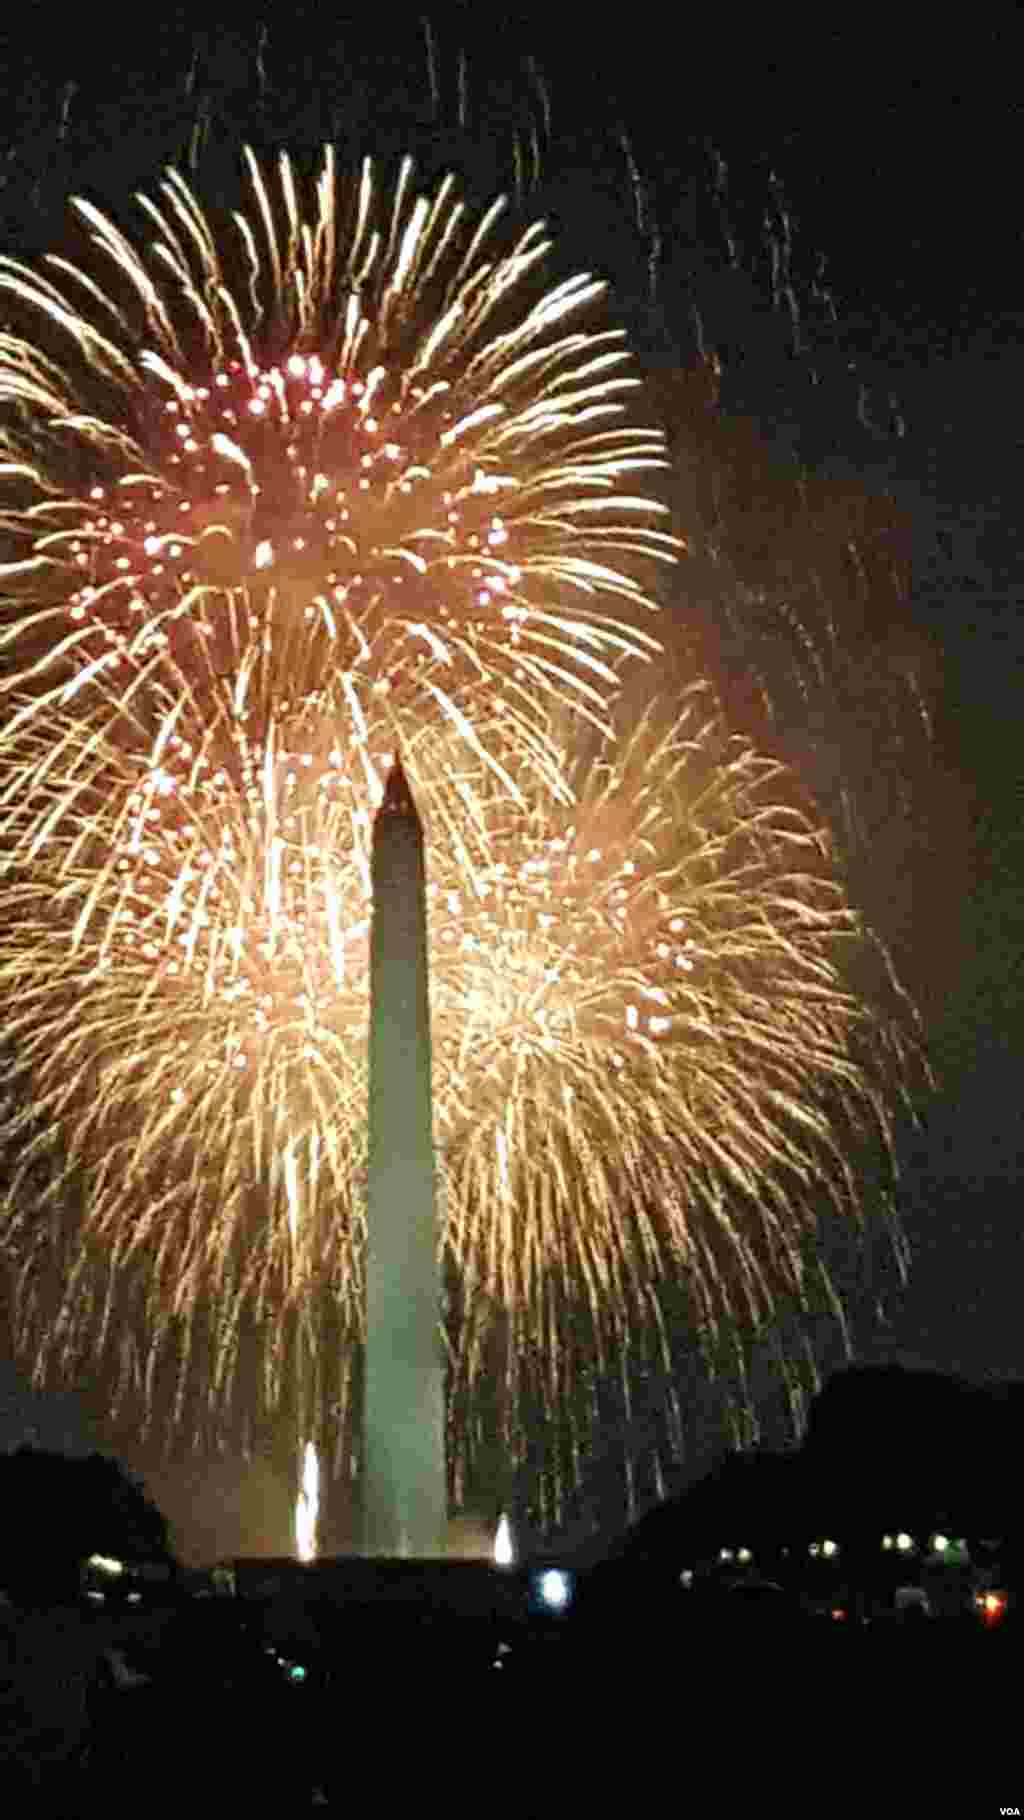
{"left": 0, "top": 144, "right": 676, "bottom": 805}
{"left": 0, "top": 135, "right": 927, "bottom": 1519}
{"left": 0, "top": 671, "right": 924, "bottom": 1504}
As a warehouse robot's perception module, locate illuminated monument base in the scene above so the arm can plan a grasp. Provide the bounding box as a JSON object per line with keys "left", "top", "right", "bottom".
{"left": 362, "top": 758, "right": 447, "bottom": 1557}
{"left": 362, "top": 1350, "right": 447, "bottom": 1557}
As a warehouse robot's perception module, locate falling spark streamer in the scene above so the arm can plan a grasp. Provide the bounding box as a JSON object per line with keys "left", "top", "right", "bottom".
{"left": 0, "top": 145, "right": 676, "bottom": 804}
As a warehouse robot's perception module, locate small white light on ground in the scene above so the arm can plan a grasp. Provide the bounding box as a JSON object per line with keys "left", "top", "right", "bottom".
{"left": 538, "top": 1569, "right": 571, "bottom": 1612}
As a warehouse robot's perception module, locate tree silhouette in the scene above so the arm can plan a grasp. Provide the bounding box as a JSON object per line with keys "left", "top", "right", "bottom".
{"left": 0, "top": 1448, "right": 171, "bottom": 1608}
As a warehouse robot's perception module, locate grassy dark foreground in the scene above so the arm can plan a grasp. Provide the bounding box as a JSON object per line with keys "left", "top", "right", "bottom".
{"left": 3, "top": 1605, "right": 1017, "bottom": 1809}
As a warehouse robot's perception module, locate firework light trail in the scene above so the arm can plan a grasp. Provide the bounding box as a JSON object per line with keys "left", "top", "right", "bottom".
{"left": 0, "top": 665, "right": 923, "bottom": 1506}
{"left": 0, "top": 144, "right": 676, "bottom": 807}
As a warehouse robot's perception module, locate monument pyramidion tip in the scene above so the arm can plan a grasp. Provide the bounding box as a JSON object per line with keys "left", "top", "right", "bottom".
{"left": 379, "top": 753, "right": 417, "bottom": 819}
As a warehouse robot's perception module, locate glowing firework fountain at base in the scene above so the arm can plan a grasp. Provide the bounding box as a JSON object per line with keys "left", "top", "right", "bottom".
{"left": 295, "top": 1440, "right": 320, "bottom": 1563}
{"left": 363, "top": 757, "right": 446, "bottom": 1556}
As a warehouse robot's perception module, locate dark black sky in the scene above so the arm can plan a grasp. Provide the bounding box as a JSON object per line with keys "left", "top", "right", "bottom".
{"left": 0, "top": 8, "right": 1021, "bottom": 1538}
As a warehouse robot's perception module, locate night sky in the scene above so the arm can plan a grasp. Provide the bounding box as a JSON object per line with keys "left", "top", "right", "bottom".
{"left": 0, "top": 9, "right": 1021, "bottom": 1550}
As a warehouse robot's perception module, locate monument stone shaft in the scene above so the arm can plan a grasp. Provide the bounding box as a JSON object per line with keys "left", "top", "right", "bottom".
{"left": 363, "top": 757, "right": 446, "bottom": 1555}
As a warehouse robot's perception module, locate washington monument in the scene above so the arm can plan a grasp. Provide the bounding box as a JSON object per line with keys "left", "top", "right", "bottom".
{"left": 362, "top": 757, "right": 446, "bottom": 1555}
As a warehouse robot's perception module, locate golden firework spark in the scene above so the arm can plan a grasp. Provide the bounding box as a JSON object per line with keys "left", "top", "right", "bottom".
{"left": 0, "top": 675, "right": 924, "bottom": 1502}
{"left": 0, "top": 144, "right": 676, "bottom": 803}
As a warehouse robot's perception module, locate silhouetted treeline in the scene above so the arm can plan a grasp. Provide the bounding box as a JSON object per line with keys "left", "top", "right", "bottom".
{"left": 0, "top": 1447, "right": 172, "bottom": 1605}
{"left": 802, "top": 1364, "right": 1024, "bottom": 1537}
{"left": 604, "top": 1365, "right": 1024, "bottom": 1570}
